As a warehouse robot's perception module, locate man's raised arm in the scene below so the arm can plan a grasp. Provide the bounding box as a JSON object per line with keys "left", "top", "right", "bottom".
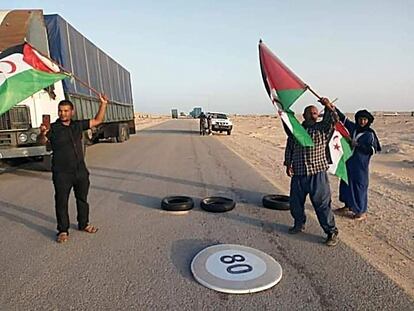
{"left": 318, "top": 97, "right": 337, "bottom": 132}
{"left": 89, "top": 94, "right": 109, "bottom": 128}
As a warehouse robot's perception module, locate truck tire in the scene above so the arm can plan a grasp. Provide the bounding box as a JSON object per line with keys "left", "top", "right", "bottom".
{"left": 84, "top": 129, "right": 99, "bottom": 145}
{"left": 116, "top": 124, "right": 128, "bottom": 143}
{"left": 262, "top": 194, "right": 290, "bottom": 211}
{"left": 227, "top": 130, "right": 231, "bottom": 135}
{"left": 200, "top": 196, "right": 235, "bottom": 213}
{"left": 161, "top": 196, "right": 194, "bottom": 211}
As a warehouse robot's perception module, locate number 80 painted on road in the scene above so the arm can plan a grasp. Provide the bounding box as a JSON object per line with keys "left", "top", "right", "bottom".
{"left": 220, "top": 254, "right": 253, "bottom": 274}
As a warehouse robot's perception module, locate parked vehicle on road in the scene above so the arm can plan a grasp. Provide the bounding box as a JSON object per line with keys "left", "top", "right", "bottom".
{"left": 190, "top": 107, "right": 202, "bottom": 118}
{"left": 171, "top": 109, "right": 178, "bottom": 119}
{"left": 207, "top": 112, "right": 233, "bottom": 135}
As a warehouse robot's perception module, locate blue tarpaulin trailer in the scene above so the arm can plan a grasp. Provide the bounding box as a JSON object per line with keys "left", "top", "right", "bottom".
{"left": 44, "top": 14, "right": 135, "bottom": 141}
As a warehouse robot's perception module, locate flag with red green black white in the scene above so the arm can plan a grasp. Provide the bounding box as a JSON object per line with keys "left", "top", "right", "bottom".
{"left": 0, "top": 43, "right": 68, "bottom": 116}
{"left": 259, "top": 40, "right": 313, "bottom": 147}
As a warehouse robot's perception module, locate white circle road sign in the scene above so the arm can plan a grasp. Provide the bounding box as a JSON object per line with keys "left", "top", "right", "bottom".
{"left": 191, "top": 244, "right": 282, "bottom": 294}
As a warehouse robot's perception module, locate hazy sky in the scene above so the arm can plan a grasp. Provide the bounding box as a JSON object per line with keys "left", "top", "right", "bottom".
{"left": 4, "top": 0, "right": 414, "bottom": 114}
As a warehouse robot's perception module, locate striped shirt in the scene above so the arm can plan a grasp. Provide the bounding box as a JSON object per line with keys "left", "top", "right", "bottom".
{"left": 284, "top": 109, "right": 335, "bottom": 176}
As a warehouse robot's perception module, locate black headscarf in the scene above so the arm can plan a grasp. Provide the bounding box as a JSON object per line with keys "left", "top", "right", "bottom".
{"left": 354, "top": 109, "right": 381, "bottom": 152}
{"left": 355, "top": 110, "right": 374, "bottom": 129}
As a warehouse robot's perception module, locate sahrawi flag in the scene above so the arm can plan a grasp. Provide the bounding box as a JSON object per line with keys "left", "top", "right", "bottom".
{"left": 0, "top": 43, "right": 67, "bottom": 116}
{"left": 328, "top": 121, "right": 353, "bottom": 183}
{"left": 259, "top": 40, "right": 313, "bottom": 147}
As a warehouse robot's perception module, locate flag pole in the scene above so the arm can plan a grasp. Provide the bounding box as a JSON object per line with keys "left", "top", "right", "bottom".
{"left": 306, "top": 85, "right": 352, "bottom": 141}
{"left": 69, "top": 74, "right": 101, "bottom": 97}
{"left": 307, "top": 85, "right": 339, "bottom": 107}
{"left": 25, "top": 41, "right": 102, "bottom": 97}
{"left": 306, "top": 85, "right": 321, "bottom": 100}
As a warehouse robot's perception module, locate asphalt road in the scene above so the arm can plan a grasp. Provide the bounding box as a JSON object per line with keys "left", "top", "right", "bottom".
{"left": 0, "top": 119, "right": 412, "bottom": 310}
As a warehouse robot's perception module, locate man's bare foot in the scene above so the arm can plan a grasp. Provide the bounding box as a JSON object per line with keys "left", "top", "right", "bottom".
{"left": 82, "top": 224, "right": 98, "bottom": 233}
{"left": 353, "top": 213, "right": 368, "bottom": 221}
{"left": 56, "top": 232, "right": 68, "bottom": 243}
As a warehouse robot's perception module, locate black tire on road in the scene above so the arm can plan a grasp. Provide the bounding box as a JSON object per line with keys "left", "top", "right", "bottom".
{"left": 227, "top": 130, "right": 231, "bottom": 135}
{"left": 262, "top": 194, "right": 290, "bottom": 210}
{"left": 161, "top": 196, "right": 194, "bottom": 211}
{"left": 200, "top": 196, "right": 235, "bottom": 213}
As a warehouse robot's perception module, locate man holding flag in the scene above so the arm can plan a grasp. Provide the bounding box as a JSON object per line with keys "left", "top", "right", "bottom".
{"left": 284, "top": 99, "right": 339, "bottom": 246}
{"left": 38, "top": 95, "right": 108, "bottom": 243}
{"left": 259, "top": 40, "right": 339, "bottom": 246}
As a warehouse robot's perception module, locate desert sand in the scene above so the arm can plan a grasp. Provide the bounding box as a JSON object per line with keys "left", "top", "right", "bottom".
{"left": 134, "top": 113, "right": 170, "bottom": 130}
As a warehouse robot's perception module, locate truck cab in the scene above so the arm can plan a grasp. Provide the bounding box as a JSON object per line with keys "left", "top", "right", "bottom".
{"left": 0, "top": 10, "right": 64, "bottom": 160}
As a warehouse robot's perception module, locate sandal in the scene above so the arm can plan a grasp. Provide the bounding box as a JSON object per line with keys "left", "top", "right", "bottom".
{"left": 334, "top": 206, "right": 351, "bottom": 216}
{"left": 56, "top": 232, "right": 68, "bottom": 243}
{"left": 353, "top": 213, "right": 367, "bottom": 221}
{"left": 82, "top": 224, "right": 98, "bottom": 233}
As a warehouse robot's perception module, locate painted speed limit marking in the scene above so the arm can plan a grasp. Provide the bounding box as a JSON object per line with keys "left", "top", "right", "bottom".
{"left": 205, "top": 250, "right": 266, "bottom": 281}
{"left": 191, "top": 244, "right": 282, "bottom": 294}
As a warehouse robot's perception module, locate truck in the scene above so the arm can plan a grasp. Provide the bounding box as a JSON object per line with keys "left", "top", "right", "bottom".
{"left": 190, "top": 107, "right": 202, "bottom": 118}
{"left": 0, "top": 10, "right": 135, "bottom": 164}
{"left": 171, "top": 109, "right": 178, "bottom": 119}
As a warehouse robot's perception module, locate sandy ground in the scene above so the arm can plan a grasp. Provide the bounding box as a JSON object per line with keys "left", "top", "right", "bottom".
{"left": 213, "top": 113, "right": 414, "bottom": 297}
{"left": 134, "top": 113, "right": 170, "bottom": 130}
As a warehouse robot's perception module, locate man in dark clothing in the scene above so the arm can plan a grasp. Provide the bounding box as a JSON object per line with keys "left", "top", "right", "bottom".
{"left": 38, "top": 94, "right": 108, "bottom": 243}
{"left": 284, "top": 98, "right": 339, "bottom": 246}
{"left": 207, "top": 113, "right": 212, "bottom": 135}
{"left": 199, "top": 112, "right": 208, "bottom": 135}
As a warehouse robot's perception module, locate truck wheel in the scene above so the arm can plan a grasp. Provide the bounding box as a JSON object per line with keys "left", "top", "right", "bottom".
{"left": 116, "top": 124, "right": 128, "bottom": 143}
{"left": 84, "top": 129, "right": 100, "bottom": 145}
{"left": 227, "top": 130, "right": 231, "bottom": 135}
{"left": 83, "top": 129, "right": 93, "bottom": 145}
{"left": 262, "top": 194, "right": 290, "bottom": 210}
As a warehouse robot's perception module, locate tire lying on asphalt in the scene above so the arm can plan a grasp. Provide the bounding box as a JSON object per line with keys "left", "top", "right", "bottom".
{"left": 161, "top": 196, "right": 194, "bottom": 211}
{"left": 200, "top": 196, "right": 236, "bottom": 213}
{"left": 262, "top": 195, "right": 290, "bottom": 211}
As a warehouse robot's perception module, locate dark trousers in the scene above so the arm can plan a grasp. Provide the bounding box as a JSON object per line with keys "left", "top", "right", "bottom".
{"left": 290, "top": 171, "right": 337, "bottom": 235}
{"left": 52, "top": 168, "right": 90, "bottom": 234}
